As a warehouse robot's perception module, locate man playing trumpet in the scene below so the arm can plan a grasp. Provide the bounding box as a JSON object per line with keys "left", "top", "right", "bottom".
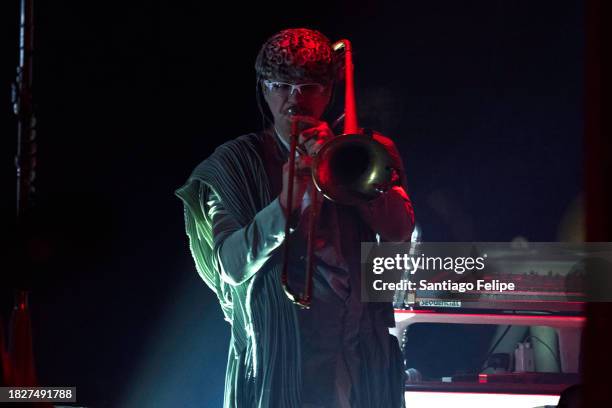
{"left": 176, "top": 28, "right": 414, "bottom": 408}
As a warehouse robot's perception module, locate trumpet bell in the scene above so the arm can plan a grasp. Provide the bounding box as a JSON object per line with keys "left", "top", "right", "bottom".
{"left": 312, "top": 133, "right": 396, "bottom": 206}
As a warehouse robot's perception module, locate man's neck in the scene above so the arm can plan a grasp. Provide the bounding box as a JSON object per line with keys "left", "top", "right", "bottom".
{"left": 273, "top": 125, "right": 291, "bottom": 147}
{"left": 273, "top": 126, "right": 290, "bottom": 150}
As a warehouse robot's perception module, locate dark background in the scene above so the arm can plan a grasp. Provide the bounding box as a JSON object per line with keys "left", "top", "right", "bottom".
{"left": 0, "top": 1, "right": 584, "bottom": 406}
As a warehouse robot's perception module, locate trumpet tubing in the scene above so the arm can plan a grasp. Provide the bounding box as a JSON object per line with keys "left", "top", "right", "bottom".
{"left": 280, "top": 38, "right": 398, "bottom": 308}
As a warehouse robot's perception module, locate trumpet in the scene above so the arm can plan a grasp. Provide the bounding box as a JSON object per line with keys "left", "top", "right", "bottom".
{"left": 280, "top": 39, "right": 399, "bottom": 309}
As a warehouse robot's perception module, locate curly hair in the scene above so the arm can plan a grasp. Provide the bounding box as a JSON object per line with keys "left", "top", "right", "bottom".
{"left": 255, "top": 28, "right": 340, "bottom": 84}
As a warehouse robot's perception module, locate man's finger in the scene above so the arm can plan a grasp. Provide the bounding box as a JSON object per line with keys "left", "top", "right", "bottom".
{"left": 298, "top": 128, "right": 320, "bottom": 144}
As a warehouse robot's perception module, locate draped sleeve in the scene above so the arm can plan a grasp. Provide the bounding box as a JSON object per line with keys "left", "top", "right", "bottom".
{"left": 175, "top": 179, "right": 234, "bottom": 322}
{"left": 175, "top": 133, "right": 303, "bottom": 407}
{"left": 207, "top": 189, "right": 288, "bottom": 285}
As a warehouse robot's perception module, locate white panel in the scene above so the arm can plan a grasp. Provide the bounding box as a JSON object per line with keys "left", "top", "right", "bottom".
{"left": 405, "top": 391, "right": 559, "bottom": 408}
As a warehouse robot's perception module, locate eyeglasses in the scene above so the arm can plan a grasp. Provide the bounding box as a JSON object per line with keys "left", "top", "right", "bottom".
{"left": 262, "top": 80, "right": 326, "bottom": 96}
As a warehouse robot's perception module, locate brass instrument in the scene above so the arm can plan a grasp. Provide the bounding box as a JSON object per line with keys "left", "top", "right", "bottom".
{"left": 281, "top": 39, "right": 398, "bottom": 308}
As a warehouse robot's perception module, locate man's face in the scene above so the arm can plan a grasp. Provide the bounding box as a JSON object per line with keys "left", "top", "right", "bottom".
{"left": 262, "top": 78, "right": 332, "bottom": 132}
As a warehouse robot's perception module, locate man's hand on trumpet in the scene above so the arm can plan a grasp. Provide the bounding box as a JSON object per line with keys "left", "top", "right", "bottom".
{"left": 291, "top": 115, "right": 334, "bottom": 157}
{"left": 279, "top": 116, "right": 333, "bottom": 214}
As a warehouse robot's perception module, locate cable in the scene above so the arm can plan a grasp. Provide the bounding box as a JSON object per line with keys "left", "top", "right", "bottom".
{"left": 479, "top": 324, "right": 513, "bottom": 371}
{"left": 524, "top": 334, "right": 562, "bottom": 372}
